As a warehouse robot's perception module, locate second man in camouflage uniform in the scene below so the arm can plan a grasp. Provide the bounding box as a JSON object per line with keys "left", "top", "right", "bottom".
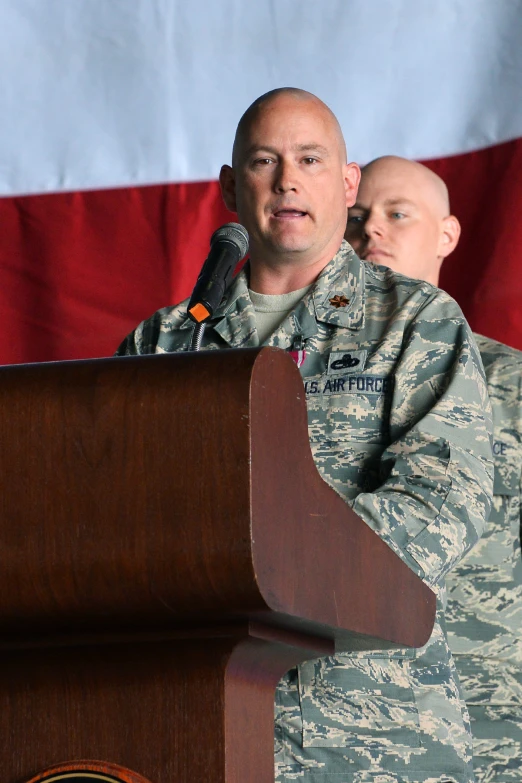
{"left": 346, "top": 154, "right": 522, "bottom": 782}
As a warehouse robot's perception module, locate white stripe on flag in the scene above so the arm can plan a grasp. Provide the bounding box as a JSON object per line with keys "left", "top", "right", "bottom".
{"left": 1, "top": 0, "right": 522, "bottom": 195}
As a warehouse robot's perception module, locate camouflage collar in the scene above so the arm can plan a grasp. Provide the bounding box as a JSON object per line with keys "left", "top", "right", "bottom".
{"left": 264, "top": 242, "right": 365, "bottom": 349}
{"left": 178, "top": 266, "right": 256, "bottom": 349}
{"left": 208, "top": 268, "right": 258, "bottom": 348}
{"left": 180, "top": 240, "right": 365, "bottom": 347}
{"left": 311, "top": 241, "right": 365, "bottom": 331}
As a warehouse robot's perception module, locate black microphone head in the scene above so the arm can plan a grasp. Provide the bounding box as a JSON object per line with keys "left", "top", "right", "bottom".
{"left": 187, "top": 222, "right": 249, "bottom": 326}
{"left": 210, "top": 222, "right": 249, "bottom": 259}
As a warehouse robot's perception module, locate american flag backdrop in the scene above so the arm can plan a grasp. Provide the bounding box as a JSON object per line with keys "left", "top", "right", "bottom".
{"left": 1, "top": 0, "right": 522, "bottom": 364}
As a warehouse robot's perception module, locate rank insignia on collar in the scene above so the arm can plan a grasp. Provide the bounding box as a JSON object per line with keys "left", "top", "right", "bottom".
{"left": 329, "top": 294, "right": 350, "bottom": 308}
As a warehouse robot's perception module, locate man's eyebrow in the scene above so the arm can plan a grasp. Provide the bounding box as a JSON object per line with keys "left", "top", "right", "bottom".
{"left": 244, "top": 143, "right": 330, "bottom": 157}
{"left": 350, "top": 197, "right": 418, "bottom": 211}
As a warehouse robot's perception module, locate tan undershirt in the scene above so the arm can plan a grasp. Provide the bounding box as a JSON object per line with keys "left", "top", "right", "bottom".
{"left": 249, "top": 285, "right": 312, "bottom": 344}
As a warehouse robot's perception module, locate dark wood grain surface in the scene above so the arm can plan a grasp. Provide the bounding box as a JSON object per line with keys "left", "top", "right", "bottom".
{"left": 4, "top": 626, "right": 326, "bottom": 783}
{"left": 0, "top": 348, "right": 436, "bottom": 782}
{"left": 0, "top": 348, "right": 434, "bottom": 645}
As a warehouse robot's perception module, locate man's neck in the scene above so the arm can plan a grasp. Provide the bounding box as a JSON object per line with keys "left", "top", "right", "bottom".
{"left": 249, "top": 248, "right": 339, "bottom": 295}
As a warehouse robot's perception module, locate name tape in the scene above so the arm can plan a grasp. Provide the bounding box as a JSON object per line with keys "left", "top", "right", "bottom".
{"left": 305, "top": 376, "right": 392, "bottom": 396}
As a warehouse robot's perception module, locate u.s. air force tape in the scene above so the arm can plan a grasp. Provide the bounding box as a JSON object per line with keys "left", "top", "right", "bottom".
{"left": 305, "top": 375, "right": 392, "bottom": 396}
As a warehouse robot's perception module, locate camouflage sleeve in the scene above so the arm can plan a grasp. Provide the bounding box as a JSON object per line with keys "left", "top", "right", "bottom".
{"left": 352, "top": 293, "right": 494, "bottom": 588}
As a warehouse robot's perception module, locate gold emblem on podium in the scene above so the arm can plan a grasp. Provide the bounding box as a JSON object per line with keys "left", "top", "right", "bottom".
{"left": 24, "top": 761, "right": 153, "bottom": 783}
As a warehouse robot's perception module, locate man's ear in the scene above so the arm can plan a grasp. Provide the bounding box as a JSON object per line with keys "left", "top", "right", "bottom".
{"left": 439, "top": 215, "right": 461, "bottom": 258}
{"left": 219, "top": 165, "right": 237, "bottom": 212}
{"left": 344, "top": 162, "right": 361, "bottom": 208}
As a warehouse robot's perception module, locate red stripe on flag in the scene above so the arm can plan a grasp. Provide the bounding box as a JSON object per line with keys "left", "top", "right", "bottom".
{"left": 426, "top": 138, "right": 522, "bottom": 349}
{"left": 0, "top": 182, "right": 233, "bottom": 364}
{"left": 0, "top": 138, "right": 520, "bottom": 366}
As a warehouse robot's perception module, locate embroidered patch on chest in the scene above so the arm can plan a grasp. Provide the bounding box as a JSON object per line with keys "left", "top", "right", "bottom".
{"left": 327, "top": 350, "right": 368, "bottom": 375}
{"left": 304, "top": 375, "right": 392, "bottom": 396}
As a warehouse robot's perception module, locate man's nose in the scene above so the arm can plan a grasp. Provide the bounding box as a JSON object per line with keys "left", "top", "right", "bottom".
{"left": 274, "top": 160, "right": 298, "bottom": 193}
{"left": 363, "top": 214, "right": 384, "bottom": 239}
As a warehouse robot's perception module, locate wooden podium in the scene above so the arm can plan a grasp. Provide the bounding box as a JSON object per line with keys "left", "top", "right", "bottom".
{"left": 0, "top": 347, "right": 435, "bottom": 783}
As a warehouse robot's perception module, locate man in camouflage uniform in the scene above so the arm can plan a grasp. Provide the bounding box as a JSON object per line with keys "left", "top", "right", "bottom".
{"left": 117, "top": 90, "right": 494, "bottom": 782}
{"left": 346, "top": 154, "right": 522, "bottom": 782}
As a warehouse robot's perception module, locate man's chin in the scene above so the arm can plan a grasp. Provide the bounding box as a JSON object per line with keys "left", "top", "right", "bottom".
{"left": 269, "top": 240, "right": 313, "bottom": 257}
{"left": 256, "top": 228, "right": 311, "bottom": 255}
{"left": 364, "top": 251, "right": 394, "bottom": 264}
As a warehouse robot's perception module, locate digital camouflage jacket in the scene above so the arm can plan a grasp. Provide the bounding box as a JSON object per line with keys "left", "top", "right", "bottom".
{"left": 446, "top": 334, "right": 522, "bottom": 782}
{"left": 117, "top": 241, "right": 494, "bottom": 783}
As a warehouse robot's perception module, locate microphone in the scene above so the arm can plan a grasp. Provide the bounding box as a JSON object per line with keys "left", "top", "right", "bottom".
{"left": 187, "top": 222, "right": 249, "bottom": 324}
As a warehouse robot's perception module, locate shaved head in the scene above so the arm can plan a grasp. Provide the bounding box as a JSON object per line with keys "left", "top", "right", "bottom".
{"left": 362, "top": 156, "right": 450, "bottom": 216}
{"left": 232, "top": 88, "right": 347, "bottom": 167}
{"left": 345, "top": 155, "right": 460, "bottom": 285}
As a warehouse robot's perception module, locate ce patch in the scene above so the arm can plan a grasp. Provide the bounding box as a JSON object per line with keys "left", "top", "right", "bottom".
{"left": 327, "top": 350, "right": 367, "bottom": 375}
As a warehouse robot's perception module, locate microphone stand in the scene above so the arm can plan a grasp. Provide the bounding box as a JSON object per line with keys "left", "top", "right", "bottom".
{"left": 189, "top": 323, "right": 206, "bottom": 352}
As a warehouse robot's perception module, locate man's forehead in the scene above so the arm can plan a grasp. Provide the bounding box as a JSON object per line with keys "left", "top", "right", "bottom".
{"left": 233, "top": 91, "right": 346, "bottom": 165}
{"left": 246, "top": 103, "right": 336, "bottom": 138}
{"left": 358, "top": 159, "right": 449, "bottom": 214}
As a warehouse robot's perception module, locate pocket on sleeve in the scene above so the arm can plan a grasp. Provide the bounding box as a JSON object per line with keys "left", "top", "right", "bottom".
{"left": 298, "top": 655, "right": 421, "bottom": 749}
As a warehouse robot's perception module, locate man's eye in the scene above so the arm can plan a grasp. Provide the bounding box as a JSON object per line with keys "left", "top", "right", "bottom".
{"left": 303, "top": 157, "right": 318, "bottom": 164}
{"left": 391, "top": 212, "right": 406, "bottom": 219}
{"left": 253, "top": 158, "right": 273, "bottom": 166}
{"left": 347, "top": 215, "right": 364, "bottom": 224}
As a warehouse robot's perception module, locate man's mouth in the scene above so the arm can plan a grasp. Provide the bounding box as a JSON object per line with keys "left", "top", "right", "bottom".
{"left": 272, "top": 208, "right": 308, "bottom": 219}
{"left": 364, "top": 247, "right": 392, "bottom": 260}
